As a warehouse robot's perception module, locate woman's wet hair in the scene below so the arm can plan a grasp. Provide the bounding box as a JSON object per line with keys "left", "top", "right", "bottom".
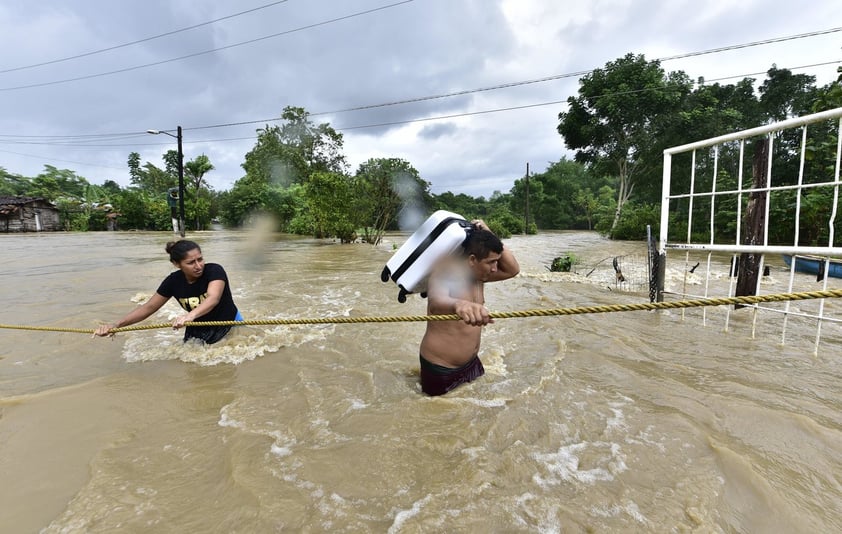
{"left": 462, "top": 229, "right": 502, "bottom": 260}
{"left": 165, "top": 240, "right": 201, "bottom": 263}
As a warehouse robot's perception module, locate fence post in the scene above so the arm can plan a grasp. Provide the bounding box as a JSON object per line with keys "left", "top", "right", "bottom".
{"left": 734, "top": 137, "right": 769, "bottom": 308}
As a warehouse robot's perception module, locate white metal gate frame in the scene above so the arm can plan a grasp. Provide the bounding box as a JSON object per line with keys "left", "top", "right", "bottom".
{"left": 658, "top": 107, "right": 842, "bottom": 352}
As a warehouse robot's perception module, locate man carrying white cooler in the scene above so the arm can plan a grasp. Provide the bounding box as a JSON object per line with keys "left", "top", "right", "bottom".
{"left": 418, "top": 219, "right": 520, "bottom": 396}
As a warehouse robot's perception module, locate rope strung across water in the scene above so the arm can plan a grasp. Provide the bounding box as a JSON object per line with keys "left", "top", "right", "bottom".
{"left": 2, "top": 288, "right": 841, "bottom": 335}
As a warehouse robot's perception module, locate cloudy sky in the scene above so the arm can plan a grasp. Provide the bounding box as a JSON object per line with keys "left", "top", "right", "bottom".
{"left": 0, "top": 0, "right": 839, "bottom": 198}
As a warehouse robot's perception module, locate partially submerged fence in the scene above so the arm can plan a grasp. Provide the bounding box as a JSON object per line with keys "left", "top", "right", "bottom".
{"left": 653, "top": 107, "right": 842, "bottom": 352}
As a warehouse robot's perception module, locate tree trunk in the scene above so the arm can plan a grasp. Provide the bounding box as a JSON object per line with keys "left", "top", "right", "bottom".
{"left": 609, "top": 158, "right": 634, "bottom": 236}
{"left": 734, "top": 138, "right": 769, "bottom": 308}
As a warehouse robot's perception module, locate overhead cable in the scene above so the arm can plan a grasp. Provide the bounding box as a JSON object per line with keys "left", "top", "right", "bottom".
{"left": 0, "top": 1, "right": 414, "bottom": 92}
{"left": 0, "top": 0, "right": 291, "bottom": 74}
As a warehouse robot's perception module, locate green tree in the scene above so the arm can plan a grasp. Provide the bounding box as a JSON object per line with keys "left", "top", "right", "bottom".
{"left": 574, "top": 189, "right": 599, "bottom": 230}
{"left": 230, "top": 106, "right": 347, "bottom": 232}
{"left": 101, "top": 179, "right": 122, "bottom": 197}
{"left": 304, "top": 171, "right": 357, "bottom": 241}
{"left": 509, "top": 175, "right": 545, "bottom": 232}
{"left": 432, "top": 192, "right": 487, "bottom": 219}
{"left": 354, "top": 157, "right": 428, "bottom": 244}
{"left": 677, "top": 78, "right": 762, "bottom": 142}
{"left": 27, "top": 169, "right": 106, "bottom": 231}
{"left": 527, "top": 158, "right": 605, "bottom": 229}
{"left": 759, "top": 66, "right": 818, "bottom": 122}
{"left": 114, "top": 188, "right": 171, "bottom": 230}
{"left": 129, "top": 160, "right": 176, "bottom": 194}
{"left": 219, "top": 174, "right": 303, "bottom": 230}
{"left": 243, "top": 106, "right": 347, "bottom": 187}
{"left": 184, "top": 154, "right": 215, "bottom": 230}
{"left": 0, "top": 168, "right": 29, "bottom": 196}
{"left": 813, "top": 66, "right": 842, "bottom": 111}
{"left": 29, "top": 166, "right": 90, "bottom": 201}
{"left": 127, "top": 152, "right": 142, "bottom": 183}
{"left": 184, "top": 154, "right": 214, "bottom": 192}
{"left": 558, "top": 53, "right": 693, "bottom": 236}
{"left": 804, "top": 69, "right": 842, "bottom": 245}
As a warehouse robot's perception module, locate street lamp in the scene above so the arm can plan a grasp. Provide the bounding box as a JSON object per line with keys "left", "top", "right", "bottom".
{"left": 146, "top": 126, "right": 185, "bottom": 237}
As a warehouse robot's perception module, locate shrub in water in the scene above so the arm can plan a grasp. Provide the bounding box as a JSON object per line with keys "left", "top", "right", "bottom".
{"left": 550, "top": 254, "right": 577, "bottom": 272}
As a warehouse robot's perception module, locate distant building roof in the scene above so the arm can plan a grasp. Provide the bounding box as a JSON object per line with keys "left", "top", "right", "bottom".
{"left": 0, "top": 196, "right": 54, "bottom": 206}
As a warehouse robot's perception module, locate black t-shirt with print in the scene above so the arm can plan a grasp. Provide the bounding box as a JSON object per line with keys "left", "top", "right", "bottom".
{"left": 156, "top": 263, "right": 238, "bottom": 343}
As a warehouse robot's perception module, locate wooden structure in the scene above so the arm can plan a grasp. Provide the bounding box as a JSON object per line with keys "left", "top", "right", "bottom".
{"left": 0, "top": 196, "right": 61, "bottom": 232}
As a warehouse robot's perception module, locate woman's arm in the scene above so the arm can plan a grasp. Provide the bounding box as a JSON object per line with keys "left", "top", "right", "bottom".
{"left": 171, "top": 279, "right": 226, "bottom": 328}
{"left": 94, "top": 293, "right": 170, "bottom": 337}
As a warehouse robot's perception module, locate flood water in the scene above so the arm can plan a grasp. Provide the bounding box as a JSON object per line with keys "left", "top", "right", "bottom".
{"left": 1, "top": 227, "right": 841, "bottom": 533}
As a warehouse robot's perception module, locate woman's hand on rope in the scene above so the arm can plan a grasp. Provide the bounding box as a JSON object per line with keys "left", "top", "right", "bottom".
{"left": 172, "top": 313, "right": 195, "bottom": 330}
{"left": 93, "top": 323, "right": 117, "bottom": 338}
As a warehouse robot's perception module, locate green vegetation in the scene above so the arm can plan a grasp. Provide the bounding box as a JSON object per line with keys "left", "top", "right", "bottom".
{"left": 2, "top": 62, "right": 840, "bottom": 241}
{"left": 550, "top": 254, "right": 578, "bottom": 273}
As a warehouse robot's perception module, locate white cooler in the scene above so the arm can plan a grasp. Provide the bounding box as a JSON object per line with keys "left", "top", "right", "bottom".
{"left": 381, "top": 210, "right": 472, "bottom": 302}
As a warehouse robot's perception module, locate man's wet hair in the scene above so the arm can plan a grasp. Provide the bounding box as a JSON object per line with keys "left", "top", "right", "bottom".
{"left": 462, "top": 228, "right": 503, "bottom": 260}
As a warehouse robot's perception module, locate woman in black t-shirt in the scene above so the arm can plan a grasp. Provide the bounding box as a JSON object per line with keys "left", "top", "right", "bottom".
{"left": 94, "top": 240, "right": 242, "bottom": 344}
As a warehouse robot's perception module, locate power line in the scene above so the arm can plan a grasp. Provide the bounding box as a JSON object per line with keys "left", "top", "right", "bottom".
{"left": 2, "top": 57, "right": 839, "bottom": 153}
{"left": 0, "top": 148, "right": 126, "bottom": 171}
{"left": 0, "top": 134, "right": 151, "bottom": 145}
{"left": 6, "top": 57, "right": 837, "bottom": 160}
{"left": 2, "top": 15, "right": 840, "bottom": 144}
{"left": 334, "top": 59, "right": 839, "bottom": 131}
{"left": 2, "top": 55, "right": 838, "bottom": 180}
{"left": 5, "top": 56, "right": 838, "bottom": 146}
{"left": 2, "top": 21, "right": 837, "bottom": 134}
{"left": 0, "top": 0, "right": 291, "bottom": 75}
{"left": 182, "top": 27, "right": 842, "bottom": 133}
{"left": 0, "top": 1, "right": 414, "bottom": 92}
{"left": 658, "top": 26, "right": 842, "bottom": 62}
{"left": 322, "top": 27, "right": 842, "bottom": 114}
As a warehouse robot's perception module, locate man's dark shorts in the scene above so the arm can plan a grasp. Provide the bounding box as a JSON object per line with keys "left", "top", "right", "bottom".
{"left": 419, "top": 354, "right": 485, "bottom": 396}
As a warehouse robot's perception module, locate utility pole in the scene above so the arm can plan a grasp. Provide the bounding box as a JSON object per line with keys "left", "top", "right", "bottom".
{"left": 147, "top": 126, "right": 186, "bottom": 237}
{"left": 176, "top": 126, "right": 185, "bottom": 237}
{"left": 524, "top": 162, "right": 530, "bottom": 234}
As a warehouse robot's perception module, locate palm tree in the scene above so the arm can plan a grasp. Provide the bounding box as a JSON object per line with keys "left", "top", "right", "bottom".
{"left": 184, "top": 154, "right": 214, "bottom": 230}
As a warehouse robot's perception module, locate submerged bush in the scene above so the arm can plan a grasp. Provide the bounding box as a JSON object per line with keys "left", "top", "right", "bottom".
{"left": 550, "top": 254, "right": 578, "bottom": 272}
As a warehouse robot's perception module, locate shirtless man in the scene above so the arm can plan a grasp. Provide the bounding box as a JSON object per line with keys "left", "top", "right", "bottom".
{"left": 419, "top": 220, "right": 520, "bottom": 396}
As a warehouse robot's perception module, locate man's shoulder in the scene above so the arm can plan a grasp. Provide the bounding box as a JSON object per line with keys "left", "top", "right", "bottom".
{"left": 430, "top": 256, "right": 467, "bottom": 277}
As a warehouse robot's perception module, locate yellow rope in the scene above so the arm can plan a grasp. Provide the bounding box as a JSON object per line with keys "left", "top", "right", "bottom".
{"left": 2, "top": 288, "right": 841, "bottom": 335}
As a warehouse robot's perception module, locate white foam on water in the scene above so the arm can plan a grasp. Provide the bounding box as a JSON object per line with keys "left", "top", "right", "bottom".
{"left": 625, "top": 425, "right": 667, "bottom": 454}
{"left": 217, "top": 403, "right": 246, "bottom": 430}
{"left": 388, "top": 494, "right": 433, "bottom": 534}
{"left": 345, "top": 398, "right": 368, "bottom": 412}
{"left": 270, "top": 443, "right": 292, "bottom": 458}
{"left": 460, "top": 397, "right": 509, "bottom": 408}
{"left": 218, "top": 403, "right": 298, "bottom": 459}
{"left": 461, "top": 446, "right": 485, "bottom": 461}
{"left": 531, "top": 440, "right": 628, "bottom": 488}
{"left": 423, "top": 393, "right": 509, "bottom": 408}
{"left": 590, "top": 500, "right": 650, "bottom": 525}
{"left": 479, "top": 348, "right": 509, "bottom": 377}
{"left": 606, "top": 403, "right": 628, "bottom": 432}
{"left": 121, "top": 319, "right": 330, "bottom": 366}
{"left": 510, "top": 492, "right": 563, "bottom": 534}
{"left": 116, "top": 280, "right": 355, "bottom": 366}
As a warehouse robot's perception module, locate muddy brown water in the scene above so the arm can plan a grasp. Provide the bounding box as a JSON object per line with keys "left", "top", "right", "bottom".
{"left": 1, "top": 229, "right": 840, "bottom": 533}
